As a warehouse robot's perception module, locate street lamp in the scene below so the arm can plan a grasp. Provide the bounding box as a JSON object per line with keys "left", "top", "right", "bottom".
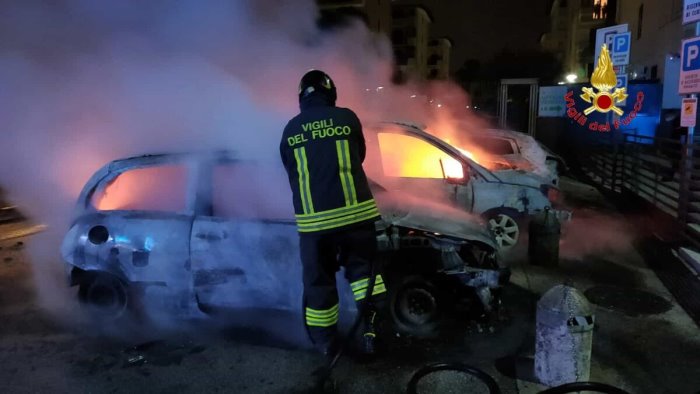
{"left": 565, "top": 74, "right": 578, "bottom": 83}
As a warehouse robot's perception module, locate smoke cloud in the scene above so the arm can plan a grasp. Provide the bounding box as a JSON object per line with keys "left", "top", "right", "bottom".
{"left": 0, "top": 0, "right": 486, "bottom": 336}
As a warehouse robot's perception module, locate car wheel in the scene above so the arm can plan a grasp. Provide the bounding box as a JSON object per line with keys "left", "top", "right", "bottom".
{"left": 78, "top": 272, "right": 130, "bottom": 320}
{"left": 485, "top": 210, "right": 521, "bottom": 249}
{"left": 389, "top": 275, "right": 442, "bottom": 337}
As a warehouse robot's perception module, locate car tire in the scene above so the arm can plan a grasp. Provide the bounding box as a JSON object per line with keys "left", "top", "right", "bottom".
{"left": 484, "top": 209, "right": 523, "bottom": 250}
{"left": 78, "top": 272, "right": 139, "bottom": 322}
{"left": 388, "top": 275, "right": 442, "bottom": 337}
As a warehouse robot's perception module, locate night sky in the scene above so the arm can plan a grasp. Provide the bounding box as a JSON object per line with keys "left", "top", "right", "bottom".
{"left": 394, "top": 0, "right": 552, "bottom": 72}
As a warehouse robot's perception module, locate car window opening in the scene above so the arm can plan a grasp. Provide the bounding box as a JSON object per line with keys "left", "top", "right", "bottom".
{"left": 377, "top": 132, "right": 464, "bottom": 179}
{"left": 92, "top": 165, "right": 187, "bottom": 212}
{"left": 212, "top": 164, "right": 294, "bottom": 220}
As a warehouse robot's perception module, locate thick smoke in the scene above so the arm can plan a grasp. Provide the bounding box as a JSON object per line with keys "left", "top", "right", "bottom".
{"left": 0, "top": 0, "right": 485, "bottom": 335}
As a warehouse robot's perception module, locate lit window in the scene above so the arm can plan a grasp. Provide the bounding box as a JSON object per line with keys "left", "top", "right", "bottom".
{"left": 592, "top": 0, "right": 608, "bottom": 20}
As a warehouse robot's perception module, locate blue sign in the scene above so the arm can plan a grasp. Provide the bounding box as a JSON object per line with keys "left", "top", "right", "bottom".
{"left": 613, "top": 33, "right": 630, "bottom": 53}
{"left": 616, "top": 75, "right": 628, "bottom": 89}
{"left": 680, "top": 36, "right": 700, "bottom": 94}
{"left": 682, "top": 38, "right": 700, "bottom": 71}
{"left": 611, "top": 32, "right": 631, "bottom": 66}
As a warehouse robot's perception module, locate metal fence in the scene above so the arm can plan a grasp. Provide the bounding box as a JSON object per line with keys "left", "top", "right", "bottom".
{"left": 577, "top": 131, "right": 700, "bottom": 248}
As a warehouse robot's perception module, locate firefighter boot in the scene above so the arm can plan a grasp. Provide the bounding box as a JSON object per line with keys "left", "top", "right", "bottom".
{"left": 360, "top": 310, "right": 378, "bottom": 358}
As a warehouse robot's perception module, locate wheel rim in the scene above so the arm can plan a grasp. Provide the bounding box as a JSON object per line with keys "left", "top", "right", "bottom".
{"left": 84, "top": 277, "right": 128, "bottom": 319}
{"left": 488, "top": 213, "right": 519, "bottom": 249}
{"left": 397, "top": 287, "right": 438, "bottom": 326}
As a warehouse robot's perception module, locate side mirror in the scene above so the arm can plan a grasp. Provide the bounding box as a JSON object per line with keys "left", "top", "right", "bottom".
{"left": 439, "top": 159, "right": 468, "bottom": 185}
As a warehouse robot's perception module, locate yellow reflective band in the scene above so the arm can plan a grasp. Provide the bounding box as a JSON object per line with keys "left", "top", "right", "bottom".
{"left": 297, "top": 206, "right": 379, "bottom": 233}
{"left": 336, "top": 140, "right": 352, "bottom": 206}
{"left": 372, "top": 283, "right": 387, "bottom": 295}
{"left": 295, "top": 199, "right": 376, "bottom": 222}
{"left": 341, "top": 140, "right": 358, "bottom": 205}
{"left": 305, "top": 304, "right": 339, "bottom": 318}
{"left": 363, "top": 332, "right": 376, "bottom": 338}
{"left": 335, "top": 139, "right": 358, "bottom": 206}
{"left": 306, "top": 317, "right": 339, "bottom": 327}
{"left": 354, "top": 282, "right": 387, "bottom": 301}
{"left": 350, "top": 278, "right": 369, "bottom": 290}
{"left": 294, "top": 147, "right": 314, "bottom": 214}
{"left": 305, "top": 313, "right": 337, "bottom": 322}
{"left": 350, "top": 275, "right": 384, "bottom": 291}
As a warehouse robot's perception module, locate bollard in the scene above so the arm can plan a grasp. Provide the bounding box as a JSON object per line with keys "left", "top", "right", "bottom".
{"left": 528, "top": 207, "right": 561, "bottom": 267}
{"left": 535, "top": 284, "right": 595, "bottom": 387}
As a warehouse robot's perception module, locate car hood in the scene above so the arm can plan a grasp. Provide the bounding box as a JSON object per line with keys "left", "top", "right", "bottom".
{"left": 374, "top": 192, "right": 497, "bottom": 249}
{"left": 492, "top": 169, "right": 550, "bottom": 188}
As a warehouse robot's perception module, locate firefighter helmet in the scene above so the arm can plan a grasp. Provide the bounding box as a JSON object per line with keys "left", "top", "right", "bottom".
{"left": 298, "top": 70, "right": 337, "bottom": 103}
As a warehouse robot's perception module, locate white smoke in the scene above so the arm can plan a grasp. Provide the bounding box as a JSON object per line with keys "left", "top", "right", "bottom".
{"left": 0, "top": 0, "right": 486, "bottom": 335}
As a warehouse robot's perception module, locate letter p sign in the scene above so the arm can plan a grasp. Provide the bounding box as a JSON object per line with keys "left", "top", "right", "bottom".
{"left": 613, "top": 35, "right": 629, "bottom": 53}
{"left": 688, "top": 46, "right": 699, "bottom": 69}
{"left": 682, "top": 39, "right": 700, "bottom": 72}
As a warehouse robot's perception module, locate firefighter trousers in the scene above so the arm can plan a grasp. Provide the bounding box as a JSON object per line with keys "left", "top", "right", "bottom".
{"left": 299, "top": 222, "right": 387, "bottom": 346}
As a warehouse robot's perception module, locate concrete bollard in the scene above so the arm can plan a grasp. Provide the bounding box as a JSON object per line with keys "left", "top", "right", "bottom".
{"left": 534, "top": 284, "right": 595, "bottom": 387}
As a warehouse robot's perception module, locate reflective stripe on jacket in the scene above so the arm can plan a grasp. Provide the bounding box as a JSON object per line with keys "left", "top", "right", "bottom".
{"left": 280, "top": 94, "right": 379, "bottom": 233}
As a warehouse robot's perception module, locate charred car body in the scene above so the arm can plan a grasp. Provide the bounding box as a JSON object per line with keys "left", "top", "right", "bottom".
{"left": 61, "top": 152, "right": 508, "bottom": 336}
{"left": 365, "top": 122, "right": 571, "bottom": 249}
{"left": 462, "top": 128, "right": 568, "bottom": 186}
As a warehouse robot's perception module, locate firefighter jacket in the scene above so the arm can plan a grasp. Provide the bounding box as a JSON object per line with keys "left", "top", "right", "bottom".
{"left": 280, "top": 94, "right": 379, "bottom": 234}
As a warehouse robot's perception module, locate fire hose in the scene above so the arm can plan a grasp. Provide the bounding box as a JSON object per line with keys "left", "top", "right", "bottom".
{"left": 405, "top": 362, "right": 632, "bottom": 394}
{"left": 406, "top": 362, "right": 502, "bottom": 394}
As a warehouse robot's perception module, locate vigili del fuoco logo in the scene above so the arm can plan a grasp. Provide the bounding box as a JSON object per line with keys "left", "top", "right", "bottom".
{"left": 564, "top": 45, "right": 644, "bottom": 132}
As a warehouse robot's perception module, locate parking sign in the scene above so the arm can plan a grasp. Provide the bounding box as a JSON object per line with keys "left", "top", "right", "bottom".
{"left": 680, "top": 37, "right": 700, "bottom": 94}
{"left": 611, "top": 32, "right": 631, "bottom": 66}
{"left": 595, "top": 24, "right": 628, "bottom": 64}
{"left": 615, "top": 74, "right": 628, "bottom": 106}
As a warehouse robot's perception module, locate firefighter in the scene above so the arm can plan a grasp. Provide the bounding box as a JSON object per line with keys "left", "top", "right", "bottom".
{"left": 279, "top": 70, "right": 386, "bottom": 357}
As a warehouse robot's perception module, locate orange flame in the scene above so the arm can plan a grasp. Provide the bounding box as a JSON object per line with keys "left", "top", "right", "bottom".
{"left": 377, "top": 133, "right": 464, "bottom": 179}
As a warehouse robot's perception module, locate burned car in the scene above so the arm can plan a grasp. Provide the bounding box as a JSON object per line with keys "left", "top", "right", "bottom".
{"left": 462, "top": 128, "right": 568, "bottom": 186}
{"left": 61, "top": 152, "right": 507, "bottom": 336}
{"left": 364, "top": 122, "right": 571, "bottom": 249}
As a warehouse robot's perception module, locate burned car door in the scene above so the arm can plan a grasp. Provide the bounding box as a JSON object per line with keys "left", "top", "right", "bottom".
{"left": 189, "top": 161, "right": 303, "bottom": 313}
{"left": 365, "top": 127, "right": 474, "bottom": 210}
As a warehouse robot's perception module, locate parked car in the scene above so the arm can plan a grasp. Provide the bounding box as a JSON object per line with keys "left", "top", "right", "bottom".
{"left": 61, "top": 152, "right": 508, "bottom": 337}
{"left": 364, "top": 122, "right": 571, "bottom": 249}
{"left": 460, "top": 128, "right": 568, "bottom": 186}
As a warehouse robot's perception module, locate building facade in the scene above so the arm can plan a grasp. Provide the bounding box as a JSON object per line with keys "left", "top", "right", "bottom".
{"left": 317, "top": 0, "right": 393, "bottom": 36}
{"left": 427, "top": 37, "right": 452, "bottom": 80}
{"left": 541, "top": 0, "right": 613, "bottom": 82}
{"left": 616, "top": 0, "right": 685, "bottom": 81}
{"left": 391, "top": 5, "right": 432, "bottom": 79}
